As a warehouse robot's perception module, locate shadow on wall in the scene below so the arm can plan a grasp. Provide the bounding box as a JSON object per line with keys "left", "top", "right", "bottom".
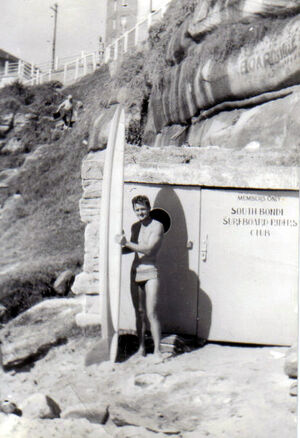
{"left": 153, "top": 186, "right": 212, "bottom": 339}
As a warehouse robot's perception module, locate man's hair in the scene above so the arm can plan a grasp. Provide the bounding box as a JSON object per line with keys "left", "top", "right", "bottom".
{"left": 131, "top": 195, "right": 151, "bottom": 210}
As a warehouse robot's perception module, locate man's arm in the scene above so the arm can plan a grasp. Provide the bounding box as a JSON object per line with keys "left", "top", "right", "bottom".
{"left": 116, "top": 223, "right": 139, "bottom": 254}
{"left": 123, "top": 222, "right": 163, "bottom": 256}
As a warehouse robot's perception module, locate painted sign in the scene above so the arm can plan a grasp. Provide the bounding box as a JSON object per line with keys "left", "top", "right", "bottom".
{"left": 222, "top": 192, "right": 298, "bottom": 237}
{"left": 199, "top": 189, "right": 298, "bottom": 345}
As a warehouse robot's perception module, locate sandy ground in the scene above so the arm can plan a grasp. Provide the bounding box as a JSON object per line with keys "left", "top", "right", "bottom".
{"left": 0, "top": 331, "right": 297, "bottom": 438}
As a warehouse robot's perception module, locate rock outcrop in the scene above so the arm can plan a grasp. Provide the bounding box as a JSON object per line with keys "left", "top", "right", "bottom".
{"left": 53, "top": 270, "right": 74, "bottom": 296}
{"left": 62, "top": 403, "right": 108, "bottom": 424}
{"left": 20, "top": 393, "right": 61, "bottom": 419}
{"left": 0, "top": 298, "right": 82, "bottom": 369}
{"left": 146, "top": 1, "right": 300, "bottom": 146}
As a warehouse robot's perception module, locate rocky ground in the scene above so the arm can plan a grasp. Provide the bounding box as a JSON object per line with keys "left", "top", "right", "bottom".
{"left": 0, "top": 298, "right": 297, "bottom": 438}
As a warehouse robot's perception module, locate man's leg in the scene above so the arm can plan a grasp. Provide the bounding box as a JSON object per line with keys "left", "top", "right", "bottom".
{"left": 67, "top": 110, "right": 73, "bottom": 127}
{"left": 62, "top": 112, "right": 67, "bottom": 126}
{"left": 130, "top": 279, "right": 146, "bottom": 356}
{"left": 145, "top": 278, "right": 161, "bottom": 355}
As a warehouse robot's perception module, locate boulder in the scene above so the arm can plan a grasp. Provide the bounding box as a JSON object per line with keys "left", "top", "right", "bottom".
{"left": 0, "top": 195, "right": 26, "bottom": 233}
{"left": 0, "top": 168, "right": 19, "bottom": 186}
{"left": 13, "top": 113, "right": 31, "bottom": 133}
{"left": 62, "top": 403, "right": 108, "bottom": 424}
{"left": 284, "top": 345, "right": 297, "bottom": 378}
{"left": 88, "top": 105, "right": 118, "bottom": 152}
{"left": 134, "top": 373, "right": 165, "bottom": 388}
{"left": 0, "top": 298, "right": 82, "bottom": 369}
{"left": 0, "top": 413, "right": 111, "bottom": 438}
{"left": 110, "top": 403, "right": 182, "bottom": 434}
{"left": 0, "top": 113, "right": 13, "bottom": 137}
{"left": 53, "top": 270, "right": 74, "bottom": 296}
{"left": 20, "top": 393, "right": 61, "bottom": 419}
{"left": 0, "top": 401, "right": 22, "bottom": 416}
{"left": 1, "top": 138, "right": 25, "bottom": 154}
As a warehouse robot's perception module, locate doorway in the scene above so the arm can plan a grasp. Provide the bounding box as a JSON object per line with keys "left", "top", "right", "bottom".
{"left": 198, "top": 188, "right": 298, "bottom": 345}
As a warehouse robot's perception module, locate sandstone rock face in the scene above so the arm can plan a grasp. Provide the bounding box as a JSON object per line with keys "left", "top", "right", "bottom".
{"left": 147, "top": 3, "right": 300, "bottom": 143}
{"left": 187, "top": 85, "right": 300, "bottom": 148}
{"left": 284, "top": 345, "right": 297, "bottom": 378}
{"left": 54, "top": 270, "right": 74, "bottom": 296}
{"left": 88, "top": 105, "right": 118, "bottom": 152}
{"left": 189, "top": 0, "right": 300, "bottom": 41}
{"left": 20, "top": 393, "right": 61, "bottom": 419}
{"left": 0, "top": 298, "right": 82, "bottom": 369}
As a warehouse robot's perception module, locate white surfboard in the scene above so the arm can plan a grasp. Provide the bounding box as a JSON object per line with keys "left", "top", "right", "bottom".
{"left": 99, "top": 105, "right": 125, "bottom": 362}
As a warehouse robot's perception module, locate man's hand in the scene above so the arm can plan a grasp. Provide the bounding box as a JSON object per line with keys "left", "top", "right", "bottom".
{"left": 115, "top": 233, "right": 127, "bottom": 246}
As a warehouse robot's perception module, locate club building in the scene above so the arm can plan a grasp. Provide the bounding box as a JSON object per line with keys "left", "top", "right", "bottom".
{"left": 72, "top": 145, "right": 298, "bottom": 347}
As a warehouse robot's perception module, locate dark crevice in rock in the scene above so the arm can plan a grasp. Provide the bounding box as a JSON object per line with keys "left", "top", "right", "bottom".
{"left": 146, "top": 427, "right": 181, "bottom": 435}
{"left": 191, "top": 86, "right": 294, "bottom": 124}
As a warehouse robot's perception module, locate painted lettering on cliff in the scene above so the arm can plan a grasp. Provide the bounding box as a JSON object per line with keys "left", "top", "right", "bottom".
{"left": 240, "top": 31, "right": 298, "bottom": 75}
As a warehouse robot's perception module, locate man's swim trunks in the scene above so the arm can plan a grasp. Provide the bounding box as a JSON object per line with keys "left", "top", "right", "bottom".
{"left": 135, "top": 265, "right": 159, "bottom": 283}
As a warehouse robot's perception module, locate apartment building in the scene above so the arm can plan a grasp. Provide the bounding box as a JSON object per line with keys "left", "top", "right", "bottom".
{"left": 105, "top": 0, "right": 170, "bottom": 45}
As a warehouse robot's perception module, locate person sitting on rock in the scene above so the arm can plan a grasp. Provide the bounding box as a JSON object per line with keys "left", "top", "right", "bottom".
{"left": 57, "top": 95, "right": 73, "bottom": 128}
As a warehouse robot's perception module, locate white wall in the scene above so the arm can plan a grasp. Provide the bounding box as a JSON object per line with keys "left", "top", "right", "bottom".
{"left": 137, "top": 0, "right": 170, "bottom": 20}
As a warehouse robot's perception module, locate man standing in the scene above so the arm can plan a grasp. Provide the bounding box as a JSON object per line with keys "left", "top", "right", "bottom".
{"left": 56, "top": 95, "right": 73, "bottom": 127}
{"left": 116, "top": 195, "right": 164, "bottom": 357}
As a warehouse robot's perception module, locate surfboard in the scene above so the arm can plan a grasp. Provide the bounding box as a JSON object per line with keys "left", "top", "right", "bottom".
{"left": 99, "top": 105, "right": 125, "bottom": 362}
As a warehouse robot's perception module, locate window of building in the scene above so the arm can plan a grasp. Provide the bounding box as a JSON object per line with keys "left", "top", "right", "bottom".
{"left": 120, "top": 16, "right": 127, "bottom": 31}
{"left": 114, "top": 0, "right": 117, "bottom": 12}
{"left": 112, "top": 19, "right": 116, "bottom": 30}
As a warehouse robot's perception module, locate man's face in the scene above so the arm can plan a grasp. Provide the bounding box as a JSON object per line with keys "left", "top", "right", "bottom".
{"left": 133, "top": 202, "right": 150, "bottom": 222}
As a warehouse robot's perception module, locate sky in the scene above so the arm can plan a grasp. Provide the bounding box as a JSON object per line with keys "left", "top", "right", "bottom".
{"left": 0, "top": 0, "right": 106, "bottom": 66}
